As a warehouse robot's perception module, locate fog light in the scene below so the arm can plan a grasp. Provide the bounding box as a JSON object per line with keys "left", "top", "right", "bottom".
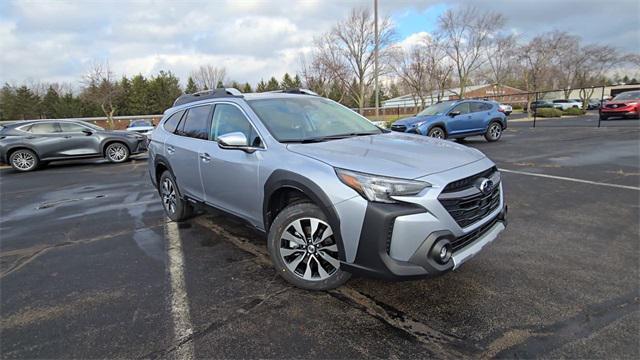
{"left": 430, "top": 239, "right": 452, "bottom": 264}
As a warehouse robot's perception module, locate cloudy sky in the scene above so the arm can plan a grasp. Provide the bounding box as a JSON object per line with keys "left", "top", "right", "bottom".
{"left": 1, "top": 0, "right": 638, "bottom": 88}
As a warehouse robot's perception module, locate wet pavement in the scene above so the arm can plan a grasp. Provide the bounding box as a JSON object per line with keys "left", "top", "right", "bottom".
{"left": 1, "top": 126, "right": 638, "bottom": 359}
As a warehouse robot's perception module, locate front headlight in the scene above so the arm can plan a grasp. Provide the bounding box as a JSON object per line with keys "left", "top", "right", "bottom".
{"left": 335, "top": 168, "right": 431, "bottom": 203}
{"left": 414, "top": 121, "right": 426, "bottom": 128}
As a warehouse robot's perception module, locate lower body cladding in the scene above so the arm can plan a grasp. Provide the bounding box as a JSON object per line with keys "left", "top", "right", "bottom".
{"left": 334, "top": 160, "right": 507, "bottom": 280}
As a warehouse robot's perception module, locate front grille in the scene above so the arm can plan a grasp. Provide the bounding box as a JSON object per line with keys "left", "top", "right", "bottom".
{"left": 439, "top": 167, "right": 501, "bottom": 228}
{"left": 605, "top": 103, "right": 625, "bottom": 109}
{"left": 442, "top": 167, "right": 497, "bottom": 193}
{"left": 451, "top": 215, "right": 499, "bottom": 252}
{"left": 391, "top": 125, "right": 406, "bottom": 132}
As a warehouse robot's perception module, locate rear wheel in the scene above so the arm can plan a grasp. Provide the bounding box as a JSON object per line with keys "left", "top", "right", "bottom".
{"left": 105, "top": 142, "right": 130, "bottom": 163}
{"left": 428, "top": 126, "right": 446, "bottom": 139}
{"left": 159, "top": 171, "right": 193, "bottom": 221}
{"left": 485, "top": 121, "right": 503, "bottom": 142}
{"left": 9, "top": 149, "right": 39, "bottom": 172}
{"left": 268, "top": 202, "right": 350, "bottom": 290}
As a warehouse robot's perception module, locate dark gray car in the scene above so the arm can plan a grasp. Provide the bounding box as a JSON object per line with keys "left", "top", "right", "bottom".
{"left": 0, "top": 120, "right": 147, "bottom": 171}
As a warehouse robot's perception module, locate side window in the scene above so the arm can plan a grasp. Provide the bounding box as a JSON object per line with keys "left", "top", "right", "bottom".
{"left": 59, "top": 122, "right": 87, "bottom": 132}
{"left": 451, "top": 102, "right": 470, "bottom": 115}
{"left": 179, "top": 105, "right": 213, "bottom": 140}
{"left": 470, "top": 103, "right": 492, "bottom": 112}
{"left": 211, "top": 104, "right": 262, "bottom": 147}
{"left": 163, "top": 110, "right": 185, "bottom": 133}
{"left": 28, "top": 122, "right": 60, "bottom": 134}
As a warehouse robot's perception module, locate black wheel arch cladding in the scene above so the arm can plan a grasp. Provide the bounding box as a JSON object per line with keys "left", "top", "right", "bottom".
{"left": 264, "top": 169, "right": 347, "bottom": 262}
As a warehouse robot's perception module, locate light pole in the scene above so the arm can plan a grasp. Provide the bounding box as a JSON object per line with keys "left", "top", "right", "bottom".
{"left": 374, "top": 0, "right": 379, "bottom": 119}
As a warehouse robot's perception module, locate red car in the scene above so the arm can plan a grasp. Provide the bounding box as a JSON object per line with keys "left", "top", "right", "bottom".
{"left": 599, "top": 90, "right": 640, "bottom": 120}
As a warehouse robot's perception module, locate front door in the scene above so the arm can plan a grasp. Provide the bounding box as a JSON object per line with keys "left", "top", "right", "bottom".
{"left": 57, "top": 122, "right": 101, "bottom": 156}
{"left": 200, "top": 103, "right": 263, "bottom": 225}
{"left": 446, "top": 102, "right": 472, "bottom": 135}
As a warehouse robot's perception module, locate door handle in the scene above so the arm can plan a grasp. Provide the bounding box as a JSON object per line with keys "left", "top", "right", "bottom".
{"left": 199, "top": 153, "right": 211, "bottom": 162}
{"left": 63, "top": 135, "right": 72, "bottom": 139}
{"left": 167, "top": 146, "right": 175, "bottom": 155}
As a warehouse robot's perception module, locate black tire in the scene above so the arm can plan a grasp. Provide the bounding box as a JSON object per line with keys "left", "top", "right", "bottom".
{"left": 9, "top": 149, "right": 39, "bottom": 172}
{"left": 158, "top": 171, "right": 193, "bottom": 222}
{"left": 599, "top": 114, "right": 608, "bottom": 121}
{"left": 105, "top": 142, "right": 130, "bottom": 163}
{"left": 454, "top": 137, "right": 466, "bottom": 142}
{"left": 268, "top": 202, "right": 351, "bottom": 290}
{"left": 485, "top": 121, "right": 503, "bottom": 142}
{"left": 427, "top": 126, "right": 446, "bottom": 139}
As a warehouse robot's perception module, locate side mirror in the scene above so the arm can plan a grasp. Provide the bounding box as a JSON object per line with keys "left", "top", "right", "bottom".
{"left": 82, "top": 129, "right": 93, "bottom": 136}
{"left": 217, "top": 132, "right": 256, "bottom": 153}
{"left": 449, "top": 110, "right": 461, "bottom": 117}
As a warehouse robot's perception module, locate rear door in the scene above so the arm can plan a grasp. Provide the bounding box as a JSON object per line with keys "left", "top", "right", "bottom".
{"left": 57, "top": 122, "right": 101, "bottom": 156}
{"left": 21, "top": 122, "right": 67, "bottom": 159}
{"left": 469, "top": 102, "right": 493, "bottom": 132}
{"left": 167, "top": 105, "right": 213, "bottom": 201}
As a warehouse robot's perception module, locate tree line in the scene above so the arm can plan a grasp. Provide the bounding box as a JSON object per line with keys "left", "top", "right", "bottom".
{"left": 1, "top": 5, "right": 638, "bottom": 123}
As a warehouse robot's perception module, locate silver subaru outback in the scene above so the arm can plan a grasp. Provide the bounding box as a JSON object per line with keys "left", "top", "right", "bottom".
{"left": 148, "top": 89, "right": 507, "bottom": 290}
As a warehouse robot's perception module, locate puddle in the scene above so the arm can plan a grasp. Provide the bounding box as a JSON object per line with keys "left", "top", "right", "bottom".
{"left": 36, "top": 195, "right": 107, "bottom": 210}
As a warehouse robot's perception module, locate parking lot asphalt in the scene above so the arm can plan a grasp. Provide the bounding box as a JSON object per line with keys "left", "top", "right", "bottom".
{"left": 1, "top": 121, "right": 639, "bottom": 359}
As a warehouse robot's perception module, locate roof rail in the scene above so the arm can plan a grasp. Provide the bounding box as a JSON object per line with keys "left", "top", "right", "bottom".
{"left": 173, "top": 88, "right": 243, "bottom": 107}
{"left": 267, "top": 88, "right": 318, "bottom": 96}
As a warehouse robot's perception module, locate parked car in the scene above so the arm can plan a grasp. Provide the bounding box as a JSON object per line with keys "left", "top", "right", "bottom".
{"left": 149, "top": 89, "right": 507, "bottom": 290}
{"left": 527, "top": 100, "right": 554, "bottom": 112}
{"left": 498, "top": 103, "right": 513, "bottom": 116}
{"left": 127, "top": 119, "right": 155, "bottom": 136}
{"left": 599, "top": 90, "right": 640, "bottom": 120}
{"left": 0, "top": 120, "right": 147, "bottom": 171}
{"left": 390, "top": 100, "right": 507, "bottom": 142}
{"left": 551, "top": 99, "right": 582, "bottom": 110}
{"left": 587, "top": 99, "right": 601, "bottom": 110}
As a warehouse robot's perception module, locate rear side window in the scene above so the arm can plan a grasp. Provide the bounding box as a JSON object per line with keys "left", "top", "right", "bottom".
{"left": 28, "top": 122, "right": 60, "bottom": 134}
{"left": 59, "top": 122, "right": 87, "bottom": 132}
{"left": 470, "top": 103, "right": 492, "bottom": 112}
{"left": 163, "top": 110, "right": 185, "bottom": 133}
{"left": 179, "top": 105, "right": 213, "bottom": 140}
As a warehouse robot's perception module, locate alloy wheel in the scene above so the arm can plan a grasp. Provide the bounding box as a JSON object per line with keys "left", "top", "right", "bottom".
{"left": 161, "top": 178, "right": 177, "bottom": 214}
{"left": 489, "top": 123, "right": 502, "bottom": 140}
{"left": 11, "top": 151, "right": 36, "bottom": 171}
{"left": 279, "top": 217, "right": 340, "bottom": 281}
{"left": 429, "top": 128, "right": 445, "bottom": 139}
{"left": 107, "top": 144, "right": 128, "bottom": 162}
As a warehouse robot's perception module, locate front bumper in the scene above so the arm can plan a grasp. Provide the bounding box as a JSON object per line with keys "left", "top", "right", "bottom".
{"left": 338, "top": 159, "right": 507, "bottom": 280}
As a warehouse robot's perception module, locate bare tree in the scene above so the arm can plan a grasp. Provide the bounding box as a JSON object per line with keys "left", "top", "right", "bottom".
{"left": 575, "top": 44, "right": 623, "bottom": 105}
{"left": 438, "top": 6, "right": 505, "bottom": 99}
{"left": 82, "top": 61, "right": 120, "bottom": 129}
{"left": 486, "top": 34, "right": 518, "bottom": 87}
{"left": 312, "top": 8, "right": 395, "bottom": 112}
{"left": 190, "top": 65, "right": 226, "bottom": 90}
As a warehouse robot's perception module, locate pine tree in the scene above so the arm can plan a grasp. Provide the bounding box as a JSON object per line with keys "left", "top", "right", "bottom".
{"left": 242, "top": 82, "right": 252, "bottom": 93}
{"left": 216, "top": 80, "right": 224, "bottom": 88}
{"left": 293, "top": 74, "right": 302, "bottom": 88}
{"left": 128, "top": 74, "right": 150, "bottom": 115}
{"left": 42, "top": 86, "right": 60, "bottom": 118}
{"left": 256, "top": 79, "right": 268, "bottom": 92}
{"left": 14, "top": 86, "right": 41, "bottom": 120}
{"left": 266, "top": 77, "right": 280, "bottom": 91}
{"left": 185, "top": 76, "right": 198, "bottom": 94}
{"left": 149, "top": 71, "right": 182, "bottom": 114}
{"left": 281, "top": 73, "right": 295, "bottom": 89}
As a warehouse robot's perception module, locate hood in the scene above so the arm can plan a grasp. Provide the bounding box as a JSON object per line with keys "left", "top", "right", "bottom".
{"left": 287, "top": 132, "right": 485, "bottom": 179}
{"left": 392, "top": 115, "right": 436, "bottom": 127}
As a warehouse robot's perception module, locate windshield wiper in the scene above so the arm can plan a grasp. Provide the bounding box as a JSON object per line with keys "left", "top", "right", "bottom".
{"left": 281, "top": 132, "right": 380, "bottom": 144}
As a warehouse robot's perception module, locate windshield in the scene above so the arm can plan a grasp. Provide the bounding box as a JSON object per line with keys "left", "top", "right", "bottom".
{"left": 248, "top": 97, "right": 382, "bottom": 142}
{"left": 416, "top": 102, "right": 453, "bottom": 116}
{"left": 613, "top": 91, "right": 640, "bottom": 101}
{"left": 130, "top": 120, "right": 152, "bottom": 127}
{"left": 80, "top": 121, "right": 104, "bottom": 131}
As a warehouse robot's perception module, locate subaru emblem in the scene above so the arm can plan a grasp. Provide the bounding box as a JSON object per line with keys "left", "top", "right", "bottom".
{"left": 479, "top": 178, "right": 494, "bottom": 195}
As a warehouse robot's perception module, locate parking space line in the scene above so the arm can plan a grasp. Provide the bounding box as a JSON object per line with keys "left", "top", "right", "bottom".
{"left": 165, "top": 221, "right": 195, "bottom": 359}
{"left": 499, "top": 168, "right": 640, "bottom": 191}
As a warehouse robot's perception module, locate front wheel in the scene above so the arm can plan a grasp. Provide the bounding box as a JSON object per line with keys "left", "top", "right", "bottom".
{"left": 428, "top": 126, "right": 446, "bottom": 139}
{"left": 485, "top": 122, "right": 503, "bottom": 142}
{"left": 9, "top": 149, "right": 39, "bottom": 172}
{"left": 105, "top": 142, "right": 130, "bottom": 163}
{"left": 268, "top": 202, "right": 350, "bottom": 290}
{"left": 599, "top": 114, "right": 608, "bottom": 121}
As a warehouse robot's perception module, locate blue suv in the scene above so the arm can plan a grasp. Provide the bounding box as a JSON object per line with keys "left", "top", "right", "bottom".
{"left": 390, "top": 100, "right": 507, "bottom": 142}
